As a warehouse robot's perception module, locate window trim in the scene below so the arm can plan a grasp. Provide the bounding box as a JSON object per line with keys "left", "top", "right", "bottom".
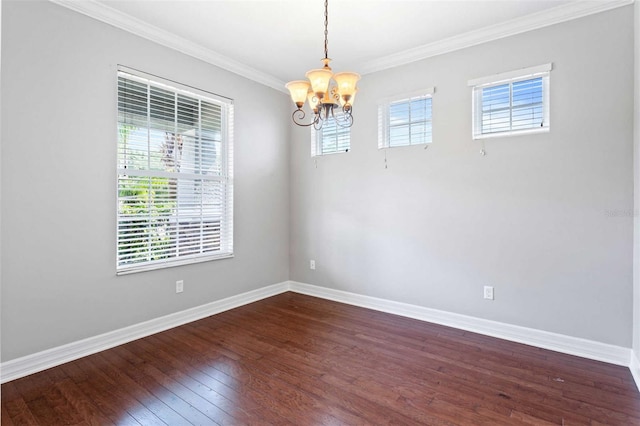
{"left": 378, "top": 88, "right": 434, "bottom": 149}
{"left": 469, "top": 63, "right": 551, "bottom": 140}
{"left": 116, "top": 66, "right": 234, "bottom": 275}
{"left": 118, "top": 66, "right": 233, "bottom": 105}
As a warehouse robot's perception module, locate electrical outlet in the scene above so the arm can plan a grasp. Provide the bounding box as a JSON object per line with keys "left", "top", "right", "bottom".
{"left": 484, "top": 286, "right": 494, "bottom": 300}
{"left": 176, "top": 280, "right": 184, "bottom": 293}
{"left": 310, "top": 260, "right": 316, "bottom": 270}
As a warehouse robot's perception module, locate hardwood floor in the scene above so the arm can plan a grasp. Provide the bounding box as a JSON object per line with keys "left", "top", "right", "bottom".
{"left": 2, "top": 292, "right": 639, "bottom": 425}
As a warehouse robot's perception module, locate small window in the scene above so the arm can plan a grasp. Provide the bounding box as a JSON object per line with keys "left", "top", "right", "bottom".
{"left": 117, "top": 67, "right": 234, "bottom": 274}
{"left": 378, "top": 89, "right": 434, "bottom": 149}
{"left": 311, "top": 114, "right": 350, "bottom": 156}
{"left": 469, "top": 63, "right": 551, "bottom": 139}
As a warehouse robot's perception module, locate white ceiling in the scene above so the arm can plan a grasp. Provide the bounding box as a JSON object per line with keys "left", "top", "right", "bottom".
{"left": 57, "top": 0, "right": 632, "bottom": 90}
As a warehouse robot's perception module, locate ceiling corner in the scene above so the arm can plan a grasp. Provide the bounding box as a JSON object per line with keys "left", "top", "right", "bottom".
{"left": 48, "top": 0, "right": 288, "bottom": 93}
{"left": 360, "top": 0, "right": 634, "bottom": 75}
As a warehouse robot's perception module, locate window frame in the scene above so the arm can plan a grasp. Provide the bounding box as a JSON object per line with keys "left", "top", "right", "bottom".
{"left": 116, "top": 66, "right": 234, "bottom": 275}
{"left": 378, "top": 88, "right": 434, "bottom": 149}
{"left": 469, "top": 63, "right": 552, "bottom": 140}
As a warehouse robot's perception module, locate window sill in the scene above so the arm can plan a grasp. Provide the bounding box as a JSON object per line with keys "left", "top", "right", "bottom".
{"left": 379, "top": 142, "right": 432, "bottom": 150}
{"left": 311, "top": 150, "right": 350, "bottom": 158}
{"left": 116, "top": 252, "right": 234, "bottom": 275}
{"left": 473, "top": 127, "right": 549, "bottom": 141}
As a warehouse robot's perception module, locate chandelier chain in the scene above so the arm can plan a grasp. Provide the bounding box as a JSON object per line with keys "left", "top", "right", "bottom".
{"left": 324, "top": 0, "right": 329, "bottom": 59}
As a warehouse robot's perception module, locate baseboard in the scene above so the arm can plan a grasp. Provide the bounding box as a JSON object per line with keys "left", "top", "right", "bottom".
{"left": 631, "top": 351, "right": 640, "bottom": 392}
{"left": 0, "top": 281, "right": 289, "bottom": 383}
{"left": 2, "top": 279, "right": 634, "bottom": 385}
{"left": 288, "top": 281, "right": 631, "bottom": 367}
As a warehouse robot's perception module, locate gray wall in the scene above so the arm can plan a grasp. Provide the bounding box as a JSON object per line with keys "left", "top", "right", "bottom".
{"left": 290, "top": 7, "right": 634, "bottom": 347}
{"left": 634, "top": 1, "right": 640, "bottom": 362}
{"left": 1, "top": 0, "right": 290, "bottom": 361}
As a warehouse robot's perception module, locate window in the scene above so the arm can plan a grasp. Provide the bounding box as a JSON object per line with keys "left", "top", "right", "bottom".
{"left": 378, "top": 88, "right": 434, "bottom": 148}
{"left": 311, "top": 113, "right": 350, "bottom": 156}
{"left": 469, "top": 63, "right": 551, "bottom": 139}
{"left": 117, "top": 67, "right": 233, "bottom": 274}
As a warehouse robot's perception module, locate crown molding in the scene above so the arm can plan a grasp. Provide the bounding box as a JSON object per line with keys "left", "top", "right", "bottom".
{"left": 49, "top": 0, "right": 633, "bottom": 88}
{"left": 49, "top": 0, "right": 288, "bottom": 93}
{"left": 360, "top": 0, "right": 634, "bottom": 75}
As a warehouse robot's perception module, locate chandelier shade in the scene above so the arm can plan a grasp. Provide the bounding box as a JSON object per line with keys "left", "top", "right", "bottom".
{"left": 307, "top": 90, "right": 319, "bottom": 111}
{"left": 286, "top": 0, "right": 360, "bottom": 129}
{"left": 285, "top": 80, "right": 311, "bottom": 108}
{"left": 305, "top": 69, "right": 333, "bottom": 97}
{"left": 333, "top": 72, "right": 360, "bottom": 105}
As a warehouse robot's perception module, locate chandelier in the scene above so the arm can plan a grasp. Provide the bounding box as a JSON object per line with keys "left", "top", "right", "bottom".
{"left": 285, "top": 0, "right": 360, "bottom": 130}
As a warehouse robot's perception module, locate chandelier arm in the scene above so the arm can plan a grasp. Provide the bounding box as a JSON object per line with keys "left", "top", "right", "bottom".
{"left": 334, "top": 108, "right": 354, "bottom": 128}
{"left": 330, "top": 87, "right": 340, "bottom": 103}
{"left": 292, "top": 109, "right": 320, "bottom": 127}
{"left": 321, "top": 103, "right": 332, "bottom": 122}
{"left": 329, "top": 104, "right": 336, "bottom": 120}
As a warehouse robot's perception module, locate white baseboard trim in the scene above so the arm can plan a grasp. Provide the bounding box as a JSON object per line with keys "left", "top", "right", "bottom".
{"left": 0, "top": 281, "right": 289, "bottom": 384}
{"left": 289, "top": 281, "right": 632, "bottom": 367}
{"left": 2, "top": 280, "right": 635, "bottom": 387}
{"left": 631, "top": 352, "right": 640, "bottom": 392}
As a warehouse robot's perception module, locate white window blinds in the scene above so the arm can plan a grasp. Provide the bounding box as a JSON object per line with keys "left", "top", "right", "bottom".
{"left": 378, "top": 89, "right": 434, "bottom": 149}
{"left": 117, "top": 67, "right": 233, "bottom": 274}
{"left": 470, "top": 63, "right": 551, "bottom": 139}
{"left": 311, "top": 113, "right": 351, "bottom": 156}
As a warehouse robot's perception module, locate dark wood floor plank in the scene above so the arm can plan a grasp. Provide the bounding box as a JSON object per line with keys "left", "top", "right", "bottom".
{"left": 150, "top": 326, "right": 304, "bottom": 419}
{"left": 0, "top": 404, "right": 16, "bottom": 426}
{"left": 53, "top": 378, "right": 116, "bottom": 426}
{"left": 3, "top": 292, "right": 639, "bottom": 425}
{"left": 214, "top": 301, "right": 566, "bottom": 423}
{"left": 0, "top": 382, "right": 21, "bottom": 404}
{"left": 68, "top": 356, "right": 155, "bottom": 425}
{"left": 200, "top": 302, "right": 604, "bottom": 424}
{"left": 177, "top": 317, "right": 414, "bottom": 423}
{"left": 148, "top": 331, "right": 266, "bottom": 413}
{"left": 185, "top": 319, "right": 331, "bottom": 380}
{"left": 269, "top": 295, "right": 619, "bottom": 395}
{"left": 258, "top": 294, "right": 637, "bottom": 422}
{"left": 198, "top": 313, "right": 443, "bottom": 423}
{"left": 131, "top": 334, "right": 293, "bottom": 425}
{"left": 95, "top": 349, "right": 209, "bottom": 425}
{"left": 202, "top": 353, "right": 349, "bottom": 425}
{"left": 78, "top": 353, "right": 176, "bottom": 425}
{"left": 10, "top": 372, "right": 55, "bottom": 403}
{"left": 2, "top": 397, "right": 39, "bottom": 426}
{"left": 10, "top": 370, "right": 85, "bottom": 426}
{"left": 24, "top": 396, "right": 66, "bottom": 426}
{"left": 248, "top": 355, "right": 423, "bottom": 425}
{"left": 114, "top": 343, "right": 240, "bottom": 425}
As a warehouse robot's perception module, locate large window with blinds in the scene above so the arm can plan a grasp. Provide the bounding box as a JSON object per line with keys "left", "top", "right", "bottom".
{"left": 311, "top": 114, "right": 350, "bottom": 156}
{"left": 117, "top": 67, "right": 233, "bottom": 274}
{"left": 470, "top": 63, "right": 551, "bottom": 139}
{"left": 378, "top": 89, "right": 434, "bottom": 149}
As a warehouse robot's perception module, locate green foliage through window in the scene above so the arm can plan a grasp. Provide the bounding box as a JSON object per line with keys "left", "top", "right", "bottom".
{"left": 117, "top": 69, "right": 233, "bottom": 273}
